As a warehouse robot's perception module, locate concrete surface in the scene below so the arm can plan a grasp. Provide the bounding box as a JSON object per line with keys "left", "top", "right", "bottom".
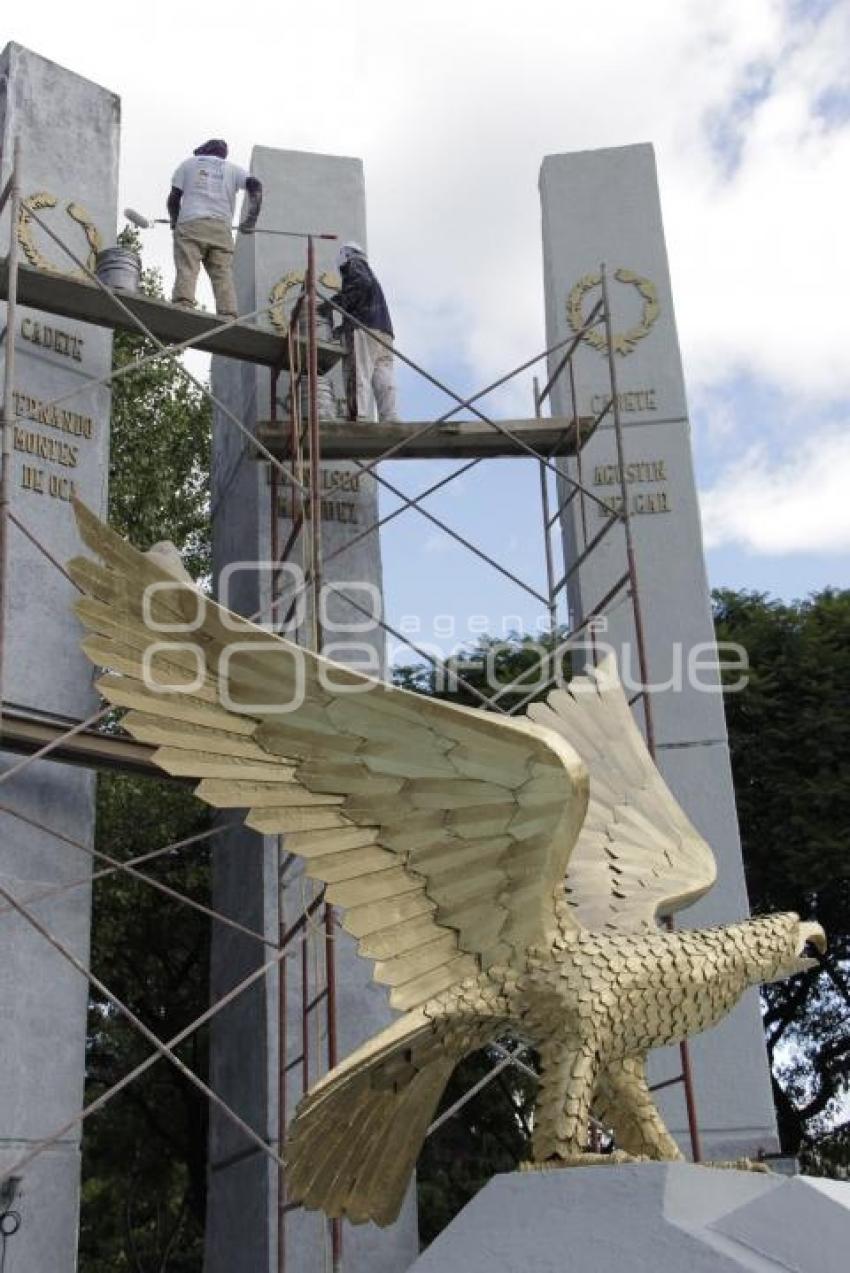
{"left": 0, "top": 41, "right": 119, "bottom": 1273}
{"left": 208, "top": 147, "right": 416, "bottom": 1273}
{"left": 0, "top": 259, "right": 342, "bottom": 368}
{"left": 411, "top": 1164, "right": 850, "bottom": 1272}
{"left": 254, "top": 414, "right": 585, "bottom": 460}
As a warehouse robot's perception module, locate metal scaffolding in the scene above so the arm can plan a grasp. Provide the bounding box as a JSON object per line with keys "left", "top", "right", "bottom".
{"left": 0, "top": 134, "right": 703, "bottom": 1271}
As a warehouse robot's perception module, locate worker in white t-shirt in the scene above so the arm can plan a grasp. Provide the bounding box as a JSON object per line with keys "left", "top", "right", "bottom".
{"left": 167, "top": 139, "right": 263, "bottom": 319}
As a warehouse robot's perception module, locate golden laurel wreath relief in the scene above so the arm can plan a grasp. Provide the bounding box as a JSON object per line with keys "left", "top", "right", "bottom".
{"left": 567, "top": 267, "right": 660, "bottom": 356}
{"left": 70, "top": 499, "right": 828, "bottom": 1230}
{"left": 17, "top": 191, "right": 103, "bottom": 279}
{"left": 269, "top": 270, "right": 341, "bottom": 334}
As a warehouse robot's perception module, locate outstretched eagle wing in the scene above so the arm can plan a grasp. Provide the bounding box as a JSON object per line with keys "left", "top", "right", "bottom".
{"left": 70, "top": 501, "right": 588, "bottom": 1008}
{"left": 526, "top": 654, "right": 717, "bottom": 931}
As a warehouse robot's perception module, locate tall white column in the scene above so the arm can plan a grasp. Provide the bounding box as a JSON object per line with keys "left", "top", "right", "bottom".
{"left": 208, "top": 147, "right": 417, "bottom": 1273}
{"left": 540, "top": 143, "right": 779, "bottom": 1159}
{"left": 0, "top": 42, "right": 119, "bottom": 1268}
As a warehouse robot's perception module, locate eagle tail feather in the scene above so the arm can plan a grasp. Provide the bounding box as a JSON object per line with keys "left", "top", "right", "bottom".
{"left": 285, "top": 1011, "right": 455, "bottom": 1226}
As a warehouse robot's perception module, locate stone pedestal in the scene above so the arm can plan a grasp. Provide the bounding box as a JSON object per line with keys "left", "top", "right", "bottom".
{"left": 539, "top": 144, "right": 778, "bottom": 1159}
{"left": 0, "top": 42, "right": 119, "bottom": 1271}
{"left": 410, "top": 1164, "right": 850, "bottom": 1273}
{"left": 208, "top": 147, "right": 417, "bottom": 1273}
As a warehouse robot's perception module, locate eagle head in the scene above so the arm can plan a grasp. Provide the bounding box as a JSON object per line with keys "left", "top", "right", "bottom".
{"left": 752, "top": 912, "right": 828, "bottom": 985}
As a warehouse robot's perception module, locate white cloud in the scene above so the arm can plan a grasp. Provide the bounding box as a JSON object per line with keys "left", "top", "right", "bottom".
{"left": 663, "top": 3, "right": 850, "bottom": 398}
{"left": 700, "top": 427, "right": 850, "bottom": 554}
{"left": 693, "top": 392, "right": 742, "bottom": 445}
{"left": 421, "top": 532, "right": 455, "bottom": 555}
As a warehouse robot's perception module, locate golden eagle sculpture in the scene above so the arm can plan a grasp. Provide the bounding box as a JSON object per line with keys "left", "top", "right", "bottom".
{"left": 70, "top": 503, "right": 826, "bottom": 1227}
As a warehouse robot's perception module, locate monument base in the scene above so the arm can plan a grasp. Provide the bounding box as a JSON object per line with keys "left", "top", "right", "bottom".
{"left": 410, "top": 1163, "right": 850, "bottom": 1273}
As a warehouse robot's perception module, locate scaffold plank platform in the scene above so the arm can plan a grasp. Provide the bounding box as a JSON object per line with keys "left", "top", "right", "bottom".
{"left": 0, "top": 259, "right": 344, "bottom": 371}
{"left": 255, "top": 415, "right": 593, "bottom": 461}
{"left": 1, "top": 706, "right": 165, "bottom": 779}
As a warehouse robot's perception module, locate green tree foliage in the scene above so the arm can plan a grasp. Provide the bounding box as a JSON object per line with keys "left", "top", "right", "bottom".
{"left": 394, "top": 628, "right": 570, "bottom": 713}
{"left": 80, "top": 230, "right": 213, "bottom": 1271}
{"left": 109, "top": 228, "right": 210, "bottom": 578}
{"left": 80, "top": 776, "right": 213, "bottom": 1273}
{"left": 417, "top": 1046, "right": 536, "bottom": 1247}
{"left": 713, "top": 588, "right": 850, "bottom": 1163}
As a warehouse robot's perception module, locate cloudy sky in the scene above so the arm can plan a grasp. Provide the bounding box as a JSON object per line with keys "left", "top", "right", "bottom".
{"left": 8, "top": 0, "right": 849, "bottom": 657}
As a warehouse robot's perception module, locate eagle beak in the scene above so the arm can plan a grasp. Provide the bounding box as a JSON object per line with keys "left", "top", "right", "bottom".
{"left": 764, "top": 920, "right": 827, "bottom": 984}
{"left": 787, "top": 920, "right": 827, "bottom": 976}
{"left": 796, "top": 921, "right": 827, "bottom": 963}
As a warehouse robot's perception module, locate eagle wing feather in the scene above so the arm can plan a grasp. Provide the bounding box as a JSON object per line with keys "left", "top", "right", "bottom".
{"left": 527, "top": 654, "right": 717, "bottom": 931}
{"left": 71, "top": 501, "right": 588, "bottom": 1008}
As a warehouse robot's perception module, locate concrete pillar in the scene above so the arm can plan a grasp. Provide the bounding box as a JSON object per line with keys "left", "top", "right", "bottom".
{"left": 208, "top": 147, "right": 417, "bottom": 1273}
{"left": 539, "top": 143, "right": 779, "bottom": 1159}
{"left": 0, "top": 43, "right": 119, "bottom": 1269}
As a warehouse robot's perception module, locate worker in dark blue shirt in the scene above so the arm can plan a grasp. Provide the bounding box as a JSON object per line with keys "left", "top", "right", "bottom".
{"left": 327, "top": 242, "right": 399, "bottom": 422}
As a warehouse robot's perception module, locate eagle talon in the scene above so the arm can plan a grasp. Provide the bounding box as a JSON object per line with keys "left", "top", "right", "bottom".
{"left": 524, "top": 1149, "right": 650, "bottom": 1171}
{"left": 704, "top": 1158, "right": 774, "bottom": 1174}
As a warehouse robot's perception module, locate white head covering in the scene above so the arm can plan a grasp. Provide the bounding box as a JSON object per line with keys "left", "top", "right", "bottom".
{"left": 336, "top": 240, "right": 366, "bottom": 269}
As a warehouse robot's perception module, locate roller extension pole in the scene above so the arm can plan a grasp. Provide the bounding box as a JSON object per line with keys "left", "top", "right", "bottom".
{"left": 305, "top": 236, "right": 323, "bottom": 654}
{"left": 122, "top": 209, "right": 336, "bottom": 240}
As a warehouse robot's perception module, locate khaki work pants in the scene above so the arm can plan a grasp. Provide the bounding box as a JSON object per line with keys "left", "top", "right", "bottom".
{"left": 352, "top": 326, "right": 399, "bottom": 422}
{"left": 172, "top": 218, "right": 238, "bottom": 317}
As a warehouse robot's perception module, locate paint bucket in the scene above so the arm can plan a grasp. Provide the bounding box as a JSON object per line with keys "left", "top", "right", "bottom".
{"left": 95, "top": 247, "right": 141, "bottom": 292}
